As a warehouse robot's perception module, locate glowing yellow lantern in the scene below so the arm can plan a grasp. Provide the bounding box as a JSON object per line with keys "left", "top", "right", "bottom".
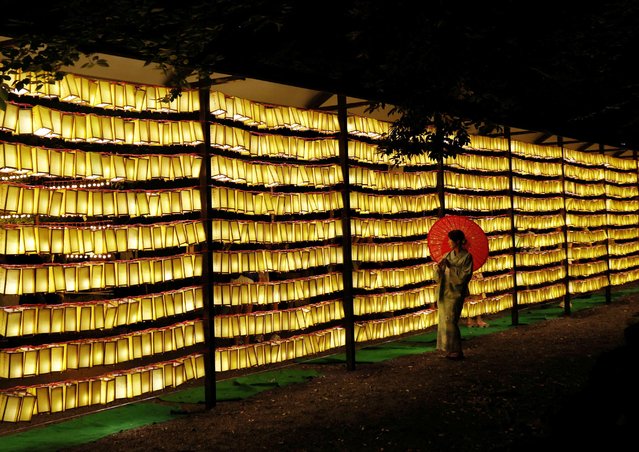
{"left": 35, "top": 386, "right": 51, "bottom": 414}
{"left": 0, "top": 102, "right": 20, "bottom": 132}
{"left": 1, "top": 393, "right": 21, "bottom": 422}
{"left": 67, "top": 342, "right": 80, "bottom": 369}
{"left": 103, "top": 341, "right": 116, "bottom": 365}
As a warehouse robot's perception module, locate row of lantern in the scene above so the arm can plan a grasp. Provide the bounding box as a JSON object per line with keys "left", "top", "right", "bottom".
{"left": 514, "top": 214, "right": 564, "bottom": 229}
{"left": 355, "top": 308, "right": 438, "bottom": 342}
{"left": 609, "top": 227, "right": 639, "bottom": 240}
{"left": 512, "top": 158, "right": 562, "bottom": 177}
{"left": 610, "top": 255, "right": 639, "bottom": 271}
{"left": 516, "top": 266, "right": 566, "bottom": 286}
{"left": 471, "top": 216, "right": 513, "bottom": 233}
{"left": 211, "top": 186, "right": 343, "bottom": 215}
{"left": 0, "top": 320, "right": 204, "bottom": 378}
{"left": 211, "top": 218, "right": 342, "bottom": 244}
{"left": 352, "top": 166, "right": 437, "bottom": 191}
{"left": 564, "top": 148, "right": 638, "bottom": 170}
{"left": 517, "top": 230, "right": 564, "bottom": 248}
{"left": 215, "top": 300, "right": 344, "bottom": 338}
{"left": 10, "top": 71, "right": 389, "bottom": 137}
{"left": 564, "top": 181, "right": 605, "bottom": 197}
{"left": 213, "top": 126, "right": 339, "bottom": 160}
{"left": 448, "top": 195, "right": 638, "bottom": 215}
{"left": 0, "top": 220, "right": 204, "bottom": 255}
{"left": 0, "top": 285, "right": 203, "bottom": 337}
{"left": 518, "top": 283, "right": 566, "bottom": 305}
{"left": 0, "top": 104, "right": 203, "bottom": 146}
{"left": 447, "top": 173, "right": 639, "bottom": 198}
{"left": 353, "top": 264, "right": 436, "bottom": 290}
{"left": 469, "top": 273, "right": 514, "bottom": 294}
{"left": 0, "top": 353, "right": 205, "bottom": 423}
{"left": 212, "top": 155, "right": 342, "bottom": 187}
{"left": 213, "top": 273, "right": 343, "bottom": 306}
{"left": 514, "top": 196, "right": 564, "bottom": 212}
{"left": 570, "top": 261, "right": 608, "bottom": 277}
{"left": 447, "top": 153, "right": 510, "bottom": 172}
{"left": 9, "top": 71, "right": 200, "bottom": 113}
{"left": 352, "top": 239, "right": 430, "bottom": 262}
{"left": 610, "top": 241, "right": 639, "bottom": 255}
{"left": 481, "top": 254, "right": 515, "bottom": 273}
{"left": 510, "top": 141, "right": 563, "bottom": 160}
{"left": 0, "top": 142, "right": 201, "bottom": 181}
{"left": 605, "top": 171, "right": 639, "bottom": 185}
{"left": 444, "top": 172, "right": 510, "bottom": 191}
{"left": 487, "top": 234, "right": 513, "bottom": 252}
{"left": 564, "top": 165, "right": 605, "bottom": 181}
{"left": 569, "top": 213, "right": 638, "bottom": 227}
{"left": 354, "top": 285, "right": 438, "bottom": 315}
{"left": 610, "top": 268, "right": 639, "bottom": 286}
{"left": 514, "top": 178, "right": 564, "bottom": 194}
{"left": 0, "top": 184, "right": 200, "bottom": 217}
{"left": 365, "top": 215, "right": 514, "bottom": 239}
{"left": 216, "top": 327, "right": 345, "bottom": 372}
{"left": 607, "top": 184, "right": 639, "bottom": 198}
{"left": 447, "top": 193, "right": 511, "bottom": 212}
{"left": 351, "top": 192, "right": 439, "bottom": 214}
{"left": 571, "top": 275, "right": 609, "bottom": 294}
{"left": 468, "top": 135, "right": 510, "bottom": 152}
{"left": 516, "top": 249, "right": 566, "bottom": 267}
{"left": 569, "top": 244, "right": 608, "bottom": 260}
{"left": 462, "top": 293, "right": 513, "bottom": 318}
{"left": 212, "top": 245, "right": 343, "bottom": 274}
{"left": 0, "top": 253, "right": 202, "bottom": 295}
{"left": 351, "top": 216, "right": 437, "bottom": 239}
{"left": 6, "top": 182, "right": 635, "bottom": 220}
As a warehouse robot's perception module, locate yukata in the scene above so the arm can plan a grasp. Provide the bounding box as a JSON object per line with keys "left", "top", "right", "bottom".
{"left": 436, "top": 249, "right": 474, "bottom": 354}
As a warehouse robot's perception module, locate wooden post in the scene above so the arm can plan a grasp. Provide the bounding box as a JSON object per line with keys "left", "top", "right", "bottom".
{"left": 437, "top": 157, "right": 445, "bottom": 218}
{"left": 601, "top": 144, "right": 612, "bottom": 304}
{"left": 337, "top": 94, "right": 356, "bottom": 371}
{"left": 506, "top": 127, "right": 519, "bottom": 325}
{"left": 559, "top": 137, "right": 571, "bottom": 315}
{"left": 198, "top": 81, "right": 216, "bottom": 408}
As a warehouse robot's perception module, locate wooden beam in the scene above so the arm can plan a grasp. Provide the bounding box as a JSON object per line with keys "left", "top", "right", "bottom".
{"left": 318, "top": 100, "right": 372, "bottom": 111}
{"left": 305, "top": 91, "right": 333, "bottom": 109}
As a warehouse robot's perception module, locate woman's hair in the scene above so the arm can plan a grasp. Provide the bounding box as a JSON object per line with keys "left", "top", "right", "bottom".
{"left": 448, "top": 229, "right": 467, "bottom": 247}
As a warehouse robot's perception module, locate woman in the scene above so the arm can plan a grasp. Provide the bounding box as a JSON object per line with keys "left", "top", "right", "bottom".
{"left": 436, "top": 229, "right": 474, "bottom": 359}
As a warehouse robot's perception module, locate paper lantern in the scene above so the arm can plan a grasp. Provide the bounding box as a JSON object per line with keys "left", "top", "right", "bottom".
{"left": 103, "top": 341, "right": 117, "bottom": 365}
{"left": 114, "top": 374, "right": 128, "bottom": 399}
{"left": 1, "top": 393, "right": 22, "bottom": 422}
{"left": 77, "top": 381, "right": 91, "bottom": 407}
{"left": 103, "top": 378, "right": 116, "bottom": 403}
{"left": 67, "top": 343, "right": 80, "bottom": 369}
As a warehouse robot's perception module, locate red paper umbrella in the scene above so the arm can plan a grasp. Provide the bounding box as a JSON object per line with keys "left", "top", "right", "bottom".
{"left": 428, "top": 215, "right": 489, "bottom": 271}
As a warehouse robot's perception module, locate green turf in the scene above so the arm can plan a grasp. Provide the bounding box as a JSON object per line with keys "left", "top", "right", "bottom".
{"left": 1, "top": 402, "right": 177, "bottom": 452}
{"left": 159, "top": 368, "right": 321, "bottom": 403}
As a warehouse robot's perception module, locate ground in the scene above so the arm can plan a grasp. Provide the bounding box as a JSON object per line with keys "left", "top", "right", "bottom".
{"left": 46, "top": 293, "right": 639, "bottom": 450}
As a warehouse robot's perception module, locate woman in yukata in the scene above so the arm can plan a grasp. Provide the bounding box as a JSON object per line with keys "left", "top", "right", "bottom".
{"left": 436, "top": 229, "right": 474, "bottom": 360}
